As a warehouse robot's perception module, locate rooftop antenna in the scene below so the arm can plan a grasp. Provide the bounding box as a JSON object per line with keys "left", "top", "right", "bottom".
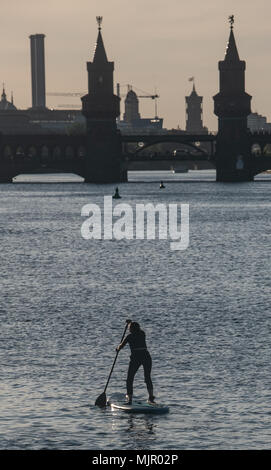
{"left": 154, "top": 86, "right": 158, "bottom": 118}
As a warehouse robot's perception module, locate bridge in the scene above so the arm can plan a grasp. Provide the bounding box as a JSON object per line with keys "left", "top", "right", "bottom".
{"left": 0, "top": 134, "right": 87, "bottom": 182}
{"left": 1, "top": 126, "right": 271, "bottom": 182}
{"left": 122, "top": 131, "right": 271, "bottom": 174}
{"left": 122, "top": 133, "right": 215, "bottom": 171}
{"left": 1, "top": 130, "right": 270, "bottom": 179}
{"left": 122, "top": 133, "right": 216, "bottom": 153}
{"left": 0, "top": 131, "right": 215, "bottom": 181}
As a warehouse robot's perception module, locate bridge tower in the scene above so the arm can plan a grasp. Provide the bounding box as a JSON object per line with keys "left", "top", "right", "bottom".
{"left": 81, "top": 17, "right": 126, "bottom": 183}
{"left": 213, "top": 16, "right": 252, "bottom": 182}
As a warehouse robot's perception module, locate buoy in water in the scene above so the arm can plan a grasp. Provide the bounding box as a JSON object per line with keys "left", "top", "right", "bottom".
{"left": 113, "top": 187, "right": 121, "bottom": 199}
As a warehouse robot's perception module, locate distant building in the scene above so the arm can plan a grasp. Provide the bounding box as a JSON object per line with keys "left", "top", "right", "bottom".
{"left": 0, "top": 86, "right": 17, "bottom": 111}
{"left": 118, "top": 87, "right": 163, "bottom": 134}
{"left": 185, "top": 82, "right": 208, "bottom": 134}
{"left": 0, "top": 85, "right": 84, "bottom": 134}
{"left": 123, "top": 87, "right": 141, "bottom": 121}
{"left": 0, "top": 86, "right": 43, "bottom": 134}
{"left": 247, "top": 112, "right": 271, "bottom": 132}
{"left": 27, "top": 108, "right": 85, "bottom": 133}
{"left": 29, "top": 34, "right": 46, "bottom": 109}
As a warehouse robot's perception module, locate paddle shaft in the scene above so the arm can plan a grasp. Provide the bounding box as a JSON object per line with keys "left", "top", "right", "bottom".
{"left": 103, "top": 322, "right": 129, "bottom": 394}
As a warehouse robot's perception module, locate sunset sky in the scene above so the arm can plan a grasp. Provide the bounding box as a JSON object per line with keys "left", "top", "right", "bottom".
{"left": 1, "top": 0, "right": 270, "bottom": 130}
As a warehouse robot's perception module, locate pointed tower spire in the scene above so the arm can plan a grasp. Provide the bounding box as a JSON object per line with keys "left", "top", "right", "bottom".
{"left": 224, "top": 16, "right": 240, "bottom": 62}
{"left": 93, "top": 16, "right": 108, "bottom": 63}
{"left": 2, "top": 83, "right": 7, "bottom": 101}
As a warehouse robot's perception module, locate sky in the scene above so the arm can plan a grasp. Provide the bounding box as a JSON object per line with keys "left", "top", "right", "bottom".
{"left": 1, "top": 0, "right": 271, "bottom": 130}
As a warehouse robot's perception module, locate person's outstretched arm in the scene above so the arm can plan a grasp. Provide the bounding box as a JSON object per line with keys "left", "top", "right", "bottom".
{"left": 116, "top": 335, "right": 129, "bottom": 352}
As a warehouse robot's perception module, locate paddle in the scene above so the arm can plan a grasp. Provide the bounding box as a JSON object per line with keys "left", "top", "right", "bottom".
{"left": 95, "top": 319, "right": 131, "bottom": 408}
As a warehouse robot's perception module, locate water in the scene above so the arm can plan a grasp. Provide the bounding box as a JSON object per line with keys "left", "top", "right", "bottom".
{"left": 0, "top": 170, "right": 270, "bottom": 449}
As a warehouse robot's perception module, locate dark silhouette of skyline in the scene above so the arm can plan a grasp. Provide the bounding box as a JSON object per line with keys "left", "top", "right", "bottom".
{"left": 1, "top": 1, "right": 270, "bottom": 130}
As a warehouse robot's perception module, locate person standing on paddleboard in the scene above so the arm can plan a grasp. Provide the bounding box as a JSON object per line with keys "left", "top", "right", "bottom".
{"left": 116, "top": 321, "right": 155, "bottom": 405}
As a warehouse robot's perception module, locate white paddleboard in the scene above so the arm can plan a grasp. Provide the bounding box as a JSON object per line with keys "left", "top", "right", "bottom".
{"left": 109, "top": 400, "right": 169, "bottom": 414}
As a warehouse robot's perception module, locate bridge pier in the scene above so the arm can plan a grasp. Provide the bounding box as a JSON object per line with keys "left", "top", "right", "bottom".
{"left": 0, "top": 175, "right": 13, "bottom": 183}
{"left": 0, "top": 162, "right": 15, "bottom": 183}
{"left": 84, "top": 123, "right": 126, "bottom": 183}
{"left": 216, "top": 167, "right": 253, "bottom": 182}
{"left": 215, "top": 133, "right": 254, "bottom": 182}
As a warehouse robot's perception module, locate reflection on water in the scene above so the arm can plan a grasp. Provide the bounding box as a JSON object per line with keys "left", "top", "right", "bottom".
{"left": 111, "top": 415, "right": 156, "bottom": 450}
{"left": 12, "top": 169, "right": 271, "bottom": 184}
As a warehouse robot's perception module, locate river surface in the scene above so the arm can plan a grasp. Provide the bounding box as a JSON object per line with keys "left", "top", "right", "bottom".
{"left": 0, "top": 170, "right": 270, "bottom": 449}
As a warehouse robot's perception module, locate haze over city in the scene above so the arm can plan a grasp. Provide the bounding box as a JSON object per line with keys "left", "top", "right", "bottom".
{"left": 1, "top": 0, "right": 271, "bottom": 129}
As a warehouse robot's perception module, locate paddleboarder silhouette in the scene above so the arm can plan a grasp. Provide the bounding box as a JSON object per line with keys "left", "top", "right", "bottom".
{"left": 116, "top": 321, "right": 155, "bottom": 405}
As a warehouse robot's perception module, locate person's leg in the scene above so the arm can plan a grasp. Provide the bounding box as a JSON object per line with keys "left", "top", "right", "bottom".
{"left": 143, "top": 353, "right": 155, "bottom": 401}
{"left": 126, "top": 357, "right": 141, "bottom": 403}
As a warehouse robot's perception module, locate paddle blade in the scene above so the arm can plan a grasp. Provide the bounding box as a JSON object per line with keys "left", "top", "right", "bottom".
{"left": 95, "top": 392, "right": 107, "bottom": 408}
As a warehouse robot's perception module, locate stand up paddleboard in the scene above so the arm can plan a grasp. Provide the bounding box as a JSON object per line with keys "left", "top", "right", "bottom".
{"left": 109, "top": 399, "right": 169, "bottom": 414}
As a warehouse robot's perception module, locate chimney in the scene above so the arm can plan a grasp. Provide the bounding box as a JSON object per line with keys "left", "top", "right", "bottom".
{"left": 29, "top": 34, "right": 46, "bottom": 108}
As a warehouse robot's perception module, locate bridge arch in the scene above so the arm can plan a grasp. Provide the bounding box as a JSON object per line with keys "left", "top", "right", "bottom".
{"left": 27, "top": 146, "right": 38, "bottom": 158}
{"left": 40, "top": 145, "right": 50, "bottom": 166}
{"left": 15, "top": 145, "right": 25, "bottom": 157}
{"left": 41, "top": 145, "right": 49, "bottom": 157}
{"left": 52, "top": 146, "right": 62, "bottom": 161}
{"left": 263, "top": 143, "right": 271, "bottom": 155}
{"left": 134, "top": 139, "right": 208, "bottom": 155}
{"left": 77, "top": 145, "right": 86, "bottom": 158}
{"left": 3, "top": 145, "right": 13, "bottom": 160}
{"left": 251, "top": 143, "right": 261, "bottom": 156}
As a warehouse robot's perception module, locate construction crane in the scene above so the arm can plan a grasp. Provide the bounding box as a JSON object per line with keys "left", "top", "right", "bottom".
{"left": 46, "top": 92, "right": 86, "bottom": 96}
{"left": 137, "top": 93, "right": 159, "bottom": 118}
{"left": 57, "top": 104, "right": 81, "bottom": 108}
{"left": 46, "top": 92, "right": 85, "bottom": 110}
{"left": 48, "top": 86, "right": 160, "bottom": 117}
